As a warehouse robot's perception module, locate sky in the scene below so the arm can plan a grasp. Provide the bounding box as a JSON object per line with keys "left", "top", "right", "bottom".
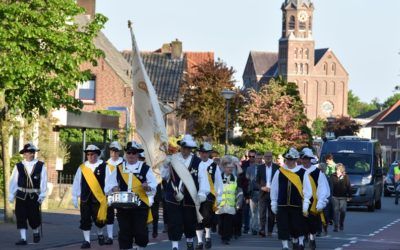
{"left": 95, "top": 0, "right": 400, "bottom": 103}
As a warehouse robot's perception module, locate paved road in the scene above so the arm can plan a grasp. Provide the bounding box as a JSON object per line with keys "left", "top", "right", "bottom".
{"left": 1, "top": 197, "right": 399, "bottom": 249}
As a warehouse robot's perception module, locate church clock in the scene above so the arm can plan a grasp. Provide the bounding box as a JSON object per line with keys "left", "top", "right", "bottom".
{"left": 298, "top": 11, "right": 309, "bottom": 22}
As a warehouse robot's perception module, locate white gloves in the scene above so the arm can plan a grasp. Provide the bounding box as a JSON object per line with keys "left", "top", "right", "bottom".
{"left": 316, "top": 203, "right": 324, "bottom": 212}
{"left": 271, "top": 204, "right": 278, "bottom": 214}
{"left": 37, "top": 196, "right": 45, "bottom": 204}
{"left": 72, "top": 197, "right": 78, "bottom": 209}
{"left": 8, "top": 195, "right": 15, "bottom": 204}
{"left": 302, "top": 202, "right": 309, "bottom": 217}
{"left": 197, "top": 193, "right": 207, "bottom": 203}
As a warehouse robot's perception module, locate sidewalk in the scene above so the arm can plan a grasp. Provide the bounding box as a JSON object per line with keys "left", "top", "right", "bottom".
{"left": 0, "top": 210, "right": 166, "bottom": 250}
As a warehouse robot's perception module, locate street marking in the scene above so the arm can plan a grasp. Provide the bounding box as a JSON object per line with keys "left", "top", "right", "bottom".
{"left": 343, "top": 244, "right": 350, "bottom": 247}
{"left": 350, "top": 241, "right": 357, "bottom": 244}
{"left": 334, "top": 248, "right": 343, "bottom": 250}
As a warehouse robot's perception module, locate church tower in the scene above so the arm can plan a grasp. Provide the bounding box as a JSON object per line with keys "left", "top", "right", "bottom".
{"left": 278, "top": 0, "right": 315, "bottom": 78}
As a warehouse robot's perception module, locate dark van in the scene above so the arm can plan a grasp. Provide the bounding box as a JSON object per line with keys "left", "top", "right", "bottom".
{"left": 320, "top": 136, "right": 383, "bottom": 212}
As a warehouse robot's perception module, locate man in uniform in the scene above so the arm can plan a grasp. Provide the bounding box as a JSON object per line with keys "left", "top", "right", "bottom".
{"left": 104, "top": 141, "right": 124, "bottom": 245}
{"left": 9, "top": 142, "right": 48, "bottom": 245}
{"left": 271, "top": 148, "right": 312, "bottom": 250}
{"left": 300, "top": 148, "right": 330, "bottom": 250}
{"left": 161, "top": 134, "right": 210, "bottom": 250}
{"left": 195, "top": 142, "right": 223, "bottom": 249}
{"left": 72, "top": 145, "right": 112, "bottom": 249}
{"left": 106, "top": 141, "right": 157, "bottom": 250}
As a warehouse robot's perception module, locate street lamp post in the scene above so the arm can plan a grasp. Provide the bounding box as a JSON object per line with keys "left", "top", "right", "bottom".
{"left": 221, "top": 89, "right": 236, "bottom": 155}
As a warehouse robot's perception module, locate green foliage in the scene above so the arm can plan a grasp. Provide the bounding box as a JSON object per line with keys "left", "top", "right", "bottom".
{"left": 177, "top": 59, "right": 240, "bottom": 142}
{"left": 212, "top": 144, "right": 247, "bottom": 159}
{"left": 347, "top": 90, "right": 379, "bottom": 118}
{"left": 383, "top": 93, "right": 400, "bottom": 109}
{"left": 0, "top": 154, "right": 22, "bottom": 195}
{"left": 312, "top": 117, "right": 327, "bottom": 137}
{"left": 238, "top": 76, "right": 311, "bottom": 153}
{"left": 0, "top": 0, "right": 107, "bottom": 120}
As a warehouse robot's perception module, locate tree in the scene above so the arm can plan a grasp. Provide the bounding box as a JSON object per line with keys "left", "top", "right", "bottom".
{"left": 325, "top": 116, "right": 361, "bottom": 137}
{"left": 0, "top": 0, "right": 107, "bottom": 222}
{"left": 238, "top": 77, "right": 311, "bottom": 155}
{"left": 382, "top": 93, "right": 400, "bottom": 109}
{"left": 312, "top": 117, "right": 326, "bottom": 138}
{"left": 347, "top": 90, "right": 379, "bottom": 117}
{"left": 177, "top": 59, "right": 238, "bottom": 142}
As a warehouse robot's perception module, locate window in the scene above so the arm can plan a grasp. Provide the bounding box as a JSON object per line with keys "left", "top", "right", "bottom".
{"left": 299, "top": 22, "right": 306, "bottom": 30}
{"left": 309, "top": 17, "right": 312, "bottom": 30}
{"left": 387, "top": 127, "right": 390, "bottom": 140}
{"left": 299, "top": 48, "right": 303, "bottom": 59}
{"left": 77, "top": 77, "right": 96, "bottom": 102}
{"left": 303, "top": 80, "right": 308, "bottom": 94}
{"left": 294, "top": 48, "right": 298, "bottom": 58}
{"left": 332, "top": 63, "right": 337, "bottom": 75}
{"left": 289, "top": 16, "right": 295, "bottom": 30}
{"left": 300, "top": 63, "right": 303, "bottom": 74}
{"left": 396, "top": 127, "right": 400, "bottom": 137}
{"left": 295, "top": 63, "right": 298, "bottom": 74}
{"left": 305, "top": 63, "right": 309, "bottom": 74}
{"left": 323, "top": 62, "right": 328, "bottom": 75}
{"left": 305, "top": 49, "right": 309, "bottom": 59}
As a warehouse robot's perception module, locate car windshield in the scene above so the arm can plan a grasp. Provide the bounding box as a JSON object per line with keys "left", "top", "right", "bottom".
{"left": 331, "top": 153, "right": 372, "bottom": 174}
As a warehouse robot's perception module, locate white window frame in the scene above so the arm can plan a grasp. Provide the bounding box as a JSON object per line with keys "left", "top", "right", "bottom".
{"left": 76, "top": 77, "right": 96, "bottom": 104}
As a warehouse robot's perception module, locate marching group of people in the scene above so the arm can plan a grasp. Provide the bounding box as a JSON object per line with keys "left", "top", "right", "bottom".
{"left": 8, "top": 134, "right": 352, "bottom": 250}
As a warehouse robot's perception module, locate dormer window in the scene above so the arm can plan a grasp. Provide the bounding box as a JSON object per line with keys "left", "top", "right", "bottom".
{"left": 77, "top": 76, "right": 96, "bottom": 103}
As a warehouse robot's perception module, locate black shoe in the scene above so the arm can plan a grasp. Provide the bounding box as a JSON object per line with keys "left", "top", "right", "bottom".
{"left": 187, "top": 242, "right": 194, "bottom": 250}
{"left": 104, "top": 237, "right": 113, "bottom": 245}
{"left": 195, "top": 242, "right": 203, "bottom": 250}
{"left": 81, "top": 241, "right": 91, "bottom": 249}
{"left": 333, "top": 227, "right": 338, "bottom": 232}
{"left": 292, "top": 242, "right": 299, "bottom": 250}
{"left": 316, "top": 232, "right": 321, "bottom": 237}
{"left": 98, "top": 235, "right": 105, "bottom": 245}
{"left": 205, "top": 238, "right": 212, "bottom": 249}
{"left": 173, "top": 248, "right": 178, "bottom": 250}
{"left": 15, "top": 239, "right": 27, "bottom": 245}
{"left": 340, "top": 224, "right": 344, "bottom": 231}
{"left": 395, "top": 200, "right": 398, "bottom": 205}
{"left": 310, "top": 240, "right": 316, "bottom": 250}
{"left": 152, "top": 231, "right": 158, "bottom": 238}
{"left": 282, "top": 248, "right": 289, "bottom": 250}
{"left": 222, "top": 240, "right": 230, "bottom": 245}
{"left": 33, "top": 233, "right": 40, "bottom": 243}
{"left": 243, "top": 229, "right": 249, "bottom": 234}
{"left": 299, "top": 244, "right": 305, "bottom": 250}
{"left": 259, "top": 230, "right": 266, "bottom": 237}
{"left": 252, "top": 230, "right": 257, "bottom": 235}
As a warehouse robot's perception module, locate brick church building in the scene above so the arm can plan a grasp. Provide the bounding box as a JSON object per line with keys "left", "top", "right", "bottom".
{"left": 243, "top": 0, "right": 348, "bottom": 120}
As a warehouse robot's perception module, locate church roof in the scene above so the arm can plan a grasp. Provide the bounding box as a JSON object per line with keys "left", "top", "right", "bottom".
{"left": 284, "top": 0, "right": 312, "bottom": 7}
{"left": 314, "top": 48, "right": 329, "bottom": 65}
{"left": 122, "top": 51, "right": 186, "bottom": 102}
{"left": 249, "top": 51, "right": 279, "bottom": 77}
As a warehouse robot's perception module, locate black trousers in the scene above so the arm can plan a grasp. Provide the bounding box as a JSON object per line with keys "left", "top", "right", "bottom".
{"left": 196, "top": 200, "right": 214, "bottom": 230}
{"left": 107, "top": 206, "right": 115, "bottom": 225}
{"left": 116, "top": 208, "right": 149, "bottom": 249}
{"left": 165, "top": 201, "right": 197, "bottom": 241}
{"left": 218, "top": 214, "right": 234, "bottom": 241}
{"left": 277, "top": 206, "right": 305, "bottom": 240}
{"left": 151, "top": 184, "right": 163, "bottom": 233}
{"left": 80, "top": 200, "right": 105, "bottom": 230}
{"left": 259, "top": 196, "right": 275, "bottom": 233}
{"left": 305, "top": 213, "right": 321, "bottom": 235}
{"left": 233, "top": 209, "right": 243, "bottom": 237}
{"left": 15, "top": 193, "right": 41, "bottom": 229}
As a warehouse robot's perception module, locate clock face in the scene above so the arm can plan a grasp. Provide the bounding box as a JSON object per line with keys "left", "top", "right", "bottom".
{"left": 298, "top": 11, "right": 309, "bottom": 22}
{"left": 322, "top": 101, "right": 334, "bottom": 115}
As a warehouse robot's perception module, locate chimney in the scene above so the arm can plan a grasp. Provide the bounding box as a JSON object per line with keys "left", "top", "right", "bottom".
{"left": 77, "top": 0, "right": 96, "bottom": 19}
{"left": 171, "top": 39, "right": 183, "bottom": 60}
{"left": 161, "top": 43, "right": 172, "bottom": 54}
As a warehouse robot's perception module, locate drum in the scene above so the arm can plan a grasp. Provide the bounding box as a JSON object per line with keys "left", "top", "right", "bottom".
{"left": 107, "top": 191, "right": 142, "bottom": 208}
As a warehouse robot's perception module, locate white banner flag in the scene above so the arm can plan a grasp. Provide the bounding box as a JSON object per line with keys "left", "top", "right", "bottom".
{"left": 128, "top": 21, "right": 168, "bottom": 180}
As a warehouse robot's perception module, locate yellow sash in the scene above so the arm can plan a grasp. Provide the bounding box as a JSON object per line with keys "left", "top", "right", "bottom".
{"left": 207, "top": 173, "right": 218, "bottom": 212}
{"left": 309, "top": 175, "right": 326, "bottom": 225}
{"left": 80, "top": 164, "right": 107, "bottom": 223}
{"left": 117, "top": 165, "right": 153, "bottom": 224}
{"left": 279, "top": 167, "right": 304, "bottom": 199}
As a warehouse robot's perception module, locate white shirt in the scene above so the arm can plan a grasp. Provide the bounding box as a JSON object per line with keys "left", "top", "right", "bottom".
{"left": 105, "top": 161, "right": 157, "bottom": 204}
{"left": 199, "top": 158, "right": 223, "bottom": 201}
{"left": 161, "top": 153, "right": 210, "bottom": 197}
{"left": 72, "top": 160, "right": 113, "bottom": 200}
{"left": 270, "top": 165, "right": 312, "bottom": 209}
{"left": 106, "top": 157, "right": 123, "bottom": 174}
{"left": 265, "top": 163, "right": 273, "bottom": 188}
{"left": 303, "top": 165, "right": 330, "bottom": 208}
{"left": 9, "top": 159, "right": 48, "bottom": 201}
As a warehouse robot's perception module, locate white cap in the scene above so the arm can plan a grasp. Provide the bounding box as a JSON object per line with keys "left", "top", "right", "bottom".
{"left": 177, "top": 134, "right": 198, "bottom": 148}
{"left": 109, "top": 141, "right": 122, "bottom": 151}
{"left": 284, "top": 147, "right": 300, "bottom": 160}
{"left": 300, "top": 148, "right": 315, "bottom": 159}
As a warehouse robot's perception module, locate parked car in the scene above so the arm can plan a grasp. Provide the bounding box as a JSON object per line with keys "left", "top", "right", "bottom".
{"left": 320, "top": 136, "right": 384, "bottom": 212}
{"left": 384, "top": 162, "right": 397, "bottom": 197}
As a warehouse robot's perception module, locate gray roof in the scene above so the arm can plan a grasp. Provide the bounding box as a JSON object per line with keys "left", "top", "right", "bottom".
{"left": 380, "top": 106, "right": 400, "bottom": 123}
{"left": 355, "top": 109, "right": 381, "bottom": 119}
{"left": 250, "top": 51, "right": 278, "bottom": 77}
{"left": 122, "top": 51, "right": 186, "bottom": 102}
{"left": 314, "top": 48, "right": 329, "bottom": 65}
{"left": 284, "top": 0, "right": 312, "bottom": 7}
{"left": 75, "top": 15, "right": 131, "bottom": 86}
